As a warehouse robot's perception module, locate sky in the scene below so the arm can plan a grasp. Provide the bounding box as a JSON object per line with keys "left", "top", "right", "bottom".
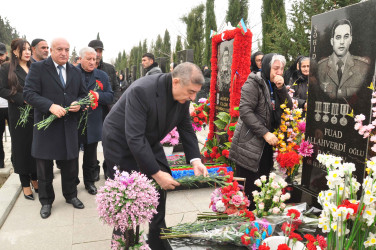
{"left": 1, "top": 0, "right": 265, "bottom": 64}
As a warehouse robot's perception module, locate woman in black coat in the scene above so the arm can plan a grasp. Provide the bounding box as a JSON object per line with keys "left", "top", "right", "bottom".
{"left": 290, "top": 57, "right": 309, "bottom": 111}
{"left": 250, "top": 51, "right": 264, "bottom": 74}
{"left": 0, "top": 39, "right": 37, "bottom": 200}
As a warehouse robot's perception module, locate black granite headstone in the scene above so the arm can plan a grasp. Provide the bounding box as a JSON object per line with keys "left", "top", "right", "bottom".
{"left": 301, "top": 0, "right": 376, "bottom": 198}
{"left": 156, "top": 57, "right": 167, "bottom": 73}
{"left": 177, "top": 49, "right": 194, "bottom": 64}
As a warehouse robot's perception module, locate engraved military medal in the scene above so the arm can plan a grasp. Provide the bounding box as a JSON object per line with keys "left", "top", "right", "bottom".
{"left": 340, "top": 104, "right": 349, "bottom": 126}
{"left": 331, "top": 103, "right": 339, "bottom": 124}
{"left": 315, "top": 101, "right": 322, "bottom": 121}
{"left": 322, "top": 102, "right": 330, "bottom": 123}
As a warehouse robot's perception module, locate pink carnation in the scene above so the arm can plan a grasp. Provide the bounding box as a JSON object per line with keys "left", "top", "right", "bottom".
{"left": 297, "top": 121, "right": 306, "bottom": 133}
{"left": 231, "top": 194, "right": 243, "bottom": 206}
{"left": 298, "top": 140, "right": 314, "bottom": 157}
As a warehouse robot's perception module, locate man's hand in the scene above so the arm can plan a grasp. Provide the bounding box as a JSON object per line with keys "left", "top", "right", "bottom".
{"left": 274, "top": 75, "right": 284, "bottom": 89}
{"left": 49, "top": 104, "right": 67, "bottom": 118}
{"left": 192, "top": 160, "right": 209, "bottom": 177}
{"left": 263, "top": 132, "right": 278, "bottom": 146}
{"left": 152, "top": 170, "right": 180, "bottom": 190}
{"left": 68, "top": 101, "right": 80, "bottom": 112}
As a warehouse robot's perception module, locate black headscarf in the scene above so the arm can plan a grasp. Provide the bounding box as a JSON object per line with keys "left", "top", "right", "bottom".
{"left": 250, "top": 51, "right": 264, "bottom": 73}
{"left": 261, "top": 53, "right": 276, "bottom": 82}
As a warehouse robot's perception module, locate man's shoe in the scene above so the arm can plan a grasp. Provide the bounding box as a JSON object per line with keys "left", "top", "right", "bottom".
{"left": 85, "top": 183, "right": 97, "bottom": 195}
{"left": 40, "top": 205, "right": 52, "bottom": 219}
{"left": 94, "top": 170, "right": 100, "bottom": 182}
{"left": 66, "top": 197, "right": 85, "bottom": 209}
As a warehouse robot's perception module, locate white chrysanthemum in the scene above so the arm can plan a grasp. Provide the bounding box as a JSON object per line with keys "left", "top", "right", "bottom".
{"left": 215, "top": 200, "right": 226, "bottom": 212}
{"left": 364, "top": 232, "right": 376, "bottom": 247}
{"left": 363, "top": 206, "right": 376, "bottom": 226}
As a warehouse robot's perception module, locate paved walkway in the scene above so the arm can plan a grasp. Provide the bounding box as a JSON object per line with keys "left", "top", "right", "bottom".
{"left": 0, "top": 127, "right": 215, "bottom": 249}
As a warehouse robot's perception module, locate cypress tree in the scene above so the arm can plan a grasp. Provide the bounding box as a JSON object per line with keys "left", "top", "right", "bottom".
{"left": 162, "top": 29, "right": 171, "bottom": 71}
{"left": 226, "top": 0, "right": 248, "bottom": 27}
{"left": 173, "top": 36, "right": 183, "bottom": 63}
{"left": 154, "top": 34, "right": 163, "bottom": 58}
{"left": 181, "top": 4, "right": 205, "bottom": 66}
{"left": 204, "top": 0, "right": 217, "bottom": 67}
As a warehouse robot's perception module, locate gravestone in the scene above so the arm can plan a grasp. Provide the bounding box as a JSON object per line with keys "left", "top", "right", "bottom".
{"left": 177, "top": 49, "right": 194, "bottom": 64}
{"left": 155, "top": 57, "right": 167, "bottom": 73}
{"left": 299, "top": 0, "right": 376, "bottom": 206}
{"left": 132, "top": 65, "right": 137, "bottom": 82}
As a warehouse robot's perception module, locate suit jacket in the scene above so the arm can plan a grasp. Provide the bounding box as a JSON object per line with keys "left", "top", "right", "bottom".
{"left": 78, "top": 66, "right": 113, "bottom": 144}
{"left": 23, "top": 57, "right": 87, "bottom": 160}
{"left": 318, "top": 53, "right": 370, "bottom": 99}
{"left": 102, "top": 73, "right": 200, "bottom": 176}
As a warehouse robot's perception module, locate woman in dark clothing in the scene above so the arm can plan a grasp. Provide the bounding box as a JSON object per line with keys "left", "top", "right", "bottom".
{"left": 291, "top": 57, "right": 310, "bottom": 110}
{"left": 250, "top": 51, "right": 264, "bottom": 73}
{"left": 229, "top": 53, "right": 292, "bottom": 210}
{"left": 284, "top": 55, "right": 304, "bottom": 86}
{"left": 0, "top": 39, "right": 37, "bottom": 200}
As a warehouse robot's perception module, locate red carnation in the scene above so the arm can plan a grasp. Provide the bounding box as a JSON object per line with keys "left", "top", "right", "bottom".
{"left": 289, "top": 232, "right": 302, "bottom": 241}
{"left": 287, "top": 209, "right": 301, "bottom": 220}
{"left": 239, "top": 209, "right": 255, "bottom": 221}
{"left": 212, "top": 146, "right": 218, "bottom": 153}
{"left": 222, "top": 149, "right": 230, "bottom": 158}
{"left": 306, "top": 242, "right": 317, "bottom": 250}
{"left": 276, "top": 151, "right": 300, "bottom": 169}
{"left": 250, "top": 228, "right": 258, "bottom": 238}
{"left": 304, "top": 234, "right": 315, "bottom": 242}
{"left": 215, "top": 153, "right": 221, "bottom": 159}
{"left": 96, "top": 80, "right": 103, "bottom": 90}
{"left": 204, "top": 151, "right": 209, "bottom": 158}
{"left": 316, "top": 235, "right": 327, "bottom": 249}
{"left": 210, "top": 152, "right": 216, "bottom": 158}
{"left": 241, "top": 234, "right": 251, "bottom": 245}
{"left": 259, "top": 243, "right": 271, "bottom": 250}
{"left": 194, "top": 117, "right": 199, "bottom": 123}
{"left": 277, "top": 244, "right": 291, "bottom": 250}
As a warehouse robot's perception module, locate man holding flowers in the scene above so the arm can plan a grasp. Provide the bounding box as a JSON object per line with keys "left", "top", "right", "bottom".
{"left": 102, "top": 62, "right": 208, "bottom": 249}
{"left": 77, "top": 47, "right": 113, "bottom": 195}
{"left": 23, "top": 38, "right": 87, "bottom": 219}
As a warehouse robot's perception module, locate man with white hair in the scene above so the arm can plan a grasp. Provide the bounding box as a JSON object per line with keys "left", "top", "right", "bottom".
{"left": 24, "top": 38, "right": 87, "bottom": 219}
{"left": 76, "top": 47, "right": 113, "bottom": 195}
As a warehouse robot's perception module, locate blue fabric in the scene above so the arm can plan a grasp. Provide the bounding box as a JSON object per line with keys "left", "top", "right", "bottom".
{"left": 57, "top": 65, "right": 65, "bottom": 87}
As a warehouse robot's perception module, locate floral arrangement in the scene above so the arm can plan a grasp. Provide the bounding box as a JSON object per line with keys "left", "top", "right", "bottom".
{"left": 273, "top": 100, "right": 313, "bottom": 182}
{"left": 96, "top": 167, "right": 159, "bottom": 249}
{"left": 160, "top": 127, "right": 179, "bottom": 147}
{"left": 190, "top": 98, "right": 209, "bottom": 131}
{"left": 315, "top": 153, "right": 376, "bottom": 250}
{"left": 209, "top": 170, "right": 250, "bottom": 215}
{"left": 252, "top": 173, "right": 290, "bottom": 218}
{"left": 35, "top": 80, "right": 103, "bottom": 131}
{"left": 170, "top": 163, "right": 232, "bottom": 179}
{"left": 241, "top": 219, "right": 273, "bottom": 249}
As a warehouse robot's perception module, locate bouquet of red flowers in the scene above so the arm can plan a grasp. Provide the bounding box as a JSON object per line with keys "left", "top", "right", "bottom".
{"left": 190, "top": 98, "right": 209, "bottom": 131}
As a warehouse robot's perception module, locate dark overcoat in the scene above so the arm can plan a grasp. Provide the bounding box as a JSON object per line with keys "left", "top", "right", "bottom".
{"left": 102, "top": 73, "right": 201, "bottom": 177}
{"left": 23, "top": 57, "right": 87, "bottom": 160}
{"left": 78, "top": 66, "right": 113, "bottom": 144}
{"left": 0, "top": 63, "right": 36, "bottom": 174}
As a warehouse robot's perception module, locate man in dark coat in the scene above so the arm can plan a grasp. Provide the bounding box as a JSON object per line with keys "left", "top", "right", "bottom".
{"left": 88, "top": 39, "right": 121, "bottom": 181}
{"left": 142, "top": 52, "right": 162, "bottom": 76}
{"left": 77, "top": 47, "right": 113, "bottom": 195}
{"left": 30, "top": 38, "right": 49, "bottom": 62}
{"left": 102, "top": 62, "right": 208, "bottom": 249}
{"left": 23, "top": 38, "right": 87, "bottom": 219}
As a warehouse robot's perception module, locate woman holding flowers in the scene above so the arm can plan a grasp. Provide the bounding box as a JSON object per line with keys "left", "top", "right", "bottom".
{"left": 0, "top": 38, "right": 37, "bottom": 200}
{"left": 229, "top": 53, "right": 292, "bottom": 210}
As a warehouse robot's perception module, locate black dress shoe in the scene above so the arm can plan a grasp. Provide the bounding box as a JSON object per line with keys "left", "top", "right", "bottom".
{"left": 40, "top": 205, "right": 52, "bottom": 219}
{"left": 85, "top": 183, "right": 97, "bottom": 195}
{"left": 66, "top": 197, "right": 85, "bottom": 209}
{"left": 24, "top": 193, "right": 34, "bottom": 200}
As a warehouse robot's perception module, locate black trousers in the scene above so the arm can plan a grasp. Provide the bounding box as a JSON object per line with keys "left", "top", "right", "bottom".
{"left": 36, "top": 158, "right": 78, "bottom": 205}
{"left": 81, "top": 142, "right": 98, "bottom": 185}
{"left": 0, "top": 107, "right": 9, "bottom": 168}
{"left": 19, "top": 173, "right": 37, "bottom": 187}
{"left": 235, "top": 143, "right": 273, "bottom": 211}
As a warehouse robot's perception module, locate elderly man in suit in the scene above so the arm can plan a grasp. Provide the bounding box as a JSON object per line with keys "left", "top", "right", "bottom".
{"left": 23, "top": 38, "right": 87, "bottom": 219}
{"left": 102, "top": 62, "right": 208, "bottom": 249}
{"left": 77, "top": 47, "right": 113, "bottom": 195}
{"left": 318, "top": 19, "right": 370, "bottom": 99}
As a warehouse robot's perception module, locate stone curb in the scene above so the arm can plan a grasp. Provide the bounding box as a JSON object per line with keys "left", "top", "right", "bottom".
{"left": 0, "top": 173, "right": 21, "bottom": 228}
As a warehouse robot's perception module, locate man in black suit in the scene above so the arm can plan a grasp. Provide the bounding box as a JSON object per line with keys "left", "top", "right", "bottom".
{"left": 23, "top": 38, "right": 87, "bottom": 219}
{"left": 102, "top": 62, "right": 208, "bottom": 249}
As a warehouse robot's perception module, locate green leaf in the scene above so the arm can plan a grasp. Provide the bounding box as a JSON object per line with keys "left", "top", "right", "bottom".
{"left": 215, "top": 156, "right": 226, "bottom": 163}
{"left": 216, "top": 112, "right": 231, "bottom": 124}
{"left": 214, "top": 119, "right": 227, "bottom": 130}
{"left": 215, "top": 132, "right": 227, "bottom": 135}
{"left": 224, "top": 142, "right": 232, "bottom": 148}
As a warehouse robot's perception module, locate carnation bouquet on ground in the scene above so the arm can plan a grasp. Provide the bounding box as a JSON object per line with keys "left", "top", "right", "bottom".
{"left": 190, "top": 98, "right": 209, "bottom": 131}
{"left": 252, "top": 173, "right": 290, "bottom": 218}
{"left": 160, "top": 127, "right": 179, "bottom": 147}
{"left": 35, "top": 80, "right": 103, "bottom": 132}
{"left": 96, "top": 167, "right": 159, "bottom": 250}
{"left": 273, "top": 99, "right": 313, "bottom": 182}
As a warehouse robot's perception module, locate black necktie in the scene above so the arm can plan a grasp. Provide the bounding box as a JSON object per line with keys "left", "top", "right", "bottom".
{"left": 337, "top": 60, "right": 343, "bottom": 83}
{"left": 57, "top": 65, "right": 65, "bottom": 87}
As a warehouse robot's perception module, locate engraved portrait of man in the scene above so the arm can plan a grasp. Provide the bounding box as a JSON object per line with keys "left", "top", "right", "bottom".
{"left": 318, "top": 19, "right": 370, "bottom": 99}
{"left": 218, "top": 46, "right": 232, "bottom": 92}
